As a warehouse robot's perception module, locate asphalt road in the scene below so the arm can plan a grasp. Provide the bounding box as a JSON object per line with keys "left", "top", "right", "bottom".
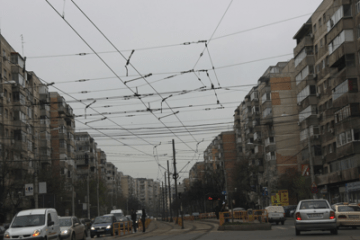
{"left": 86, "top": 219, "right": 360, "bottom": 240}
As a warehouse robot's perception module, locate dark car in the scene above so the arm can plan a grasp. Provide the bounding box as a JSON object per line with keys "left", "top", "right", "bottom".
{"left": 79, "top": 218, "right": 91, "bottom": 231}
{"left": 90, "top": 215, "right": 117, "bottom": 238}
{"left": 0, "top": 226, "right": 5, "bottom": 240}
{"left": 284, "top": 205, "right": 297, "bottom": 217}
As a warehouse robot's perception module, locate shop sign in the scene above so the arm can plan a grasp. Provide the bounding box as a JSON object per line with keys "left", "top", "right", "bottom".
{"left": 346, "top": 181, "right": 360, "bottom": 192}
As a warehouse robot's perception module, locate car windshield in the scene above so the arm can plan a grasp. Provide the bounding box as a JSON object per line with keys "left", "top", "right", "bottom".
{"left": 94, "top": 216, "right": 112, "bottom": 224}
{"left": 59, "top": 218, "right": 72, "bottom": 226}
{"left": 338, "top": 206, "right": 360, "bottom": 212}
{"left": 12, "top": 215, "right": 45, "bottom": 228}
{"left": 300, "top": 201, "right": 328, "bottom": 209}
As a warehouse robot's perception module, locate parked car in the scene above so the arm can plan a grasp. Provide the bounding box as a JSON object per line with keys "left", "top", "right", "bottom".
{"left": 284, "top": 205, "right": 297, "bottom": 217}
{"left": 294, "top": 199, "right": 337, "bottom": 235}
{"left": 0, "top": 226, "right": 5, "bottom": 240}
{"left": 90, "top": 215, "right": 118, "bottom": 238}
{"left": 79, "top": 218, "right": 91, "bottom": 231}
{"left": 4, "top": 208, "right": 60, "bottom": 240}
{"left": 59, "top": 216, "right": 86, "bottom": 240}
{"left": 334, "top": 204, "right": 360, "bottom": 229}
{"left": 265, "top": 206, "right": 286, "bottom": 225}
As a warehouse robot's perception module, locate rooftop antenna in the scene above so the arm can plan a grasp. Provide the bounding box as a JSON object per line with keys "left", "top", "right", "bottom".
{"left": 21, "top": 35, "right": 25, "bottom": 56}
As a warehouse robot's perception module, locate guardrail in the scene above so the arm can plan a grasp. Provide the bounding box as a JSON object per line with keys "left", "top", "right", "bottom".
{"left": 113, "top": 219, "right": 152, "bottom": 236}
{"left": 219, "top": 210, "right": 268, "bottom": 226}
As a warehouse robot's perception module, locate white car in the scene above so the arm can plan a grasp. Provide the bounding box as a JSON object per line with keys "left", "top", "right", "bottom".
{"left": 59, "top": 217, "right": 86, "bottom": 240}
{"left": 4, "top": 208, "right": 60, "bottom": 240}
{"left": 294, "top": 199, "right": 337, "bottom": 235}
{"left": 265, "top": 206, "right": 286, "bottom": 225}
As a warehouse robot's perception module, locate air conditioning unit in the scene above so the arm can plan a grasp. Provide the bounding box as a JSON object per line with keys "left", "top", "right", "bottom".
{"left": 316, "top": 92, "right": 321, "bottom": 97}
{"left": 7, "top": 98, "right": 10, "bottom": 103}
{"left": 310, "top": 33, "right": 314, "bottom": 39}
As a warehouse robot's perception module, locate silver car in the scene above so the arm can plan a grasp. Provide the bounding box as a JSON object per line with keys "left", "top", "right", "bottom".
{"left": 59, "top": 217, "right": 86, "bottom": 240}
{"left": 294, "top": 199, "right": 337, "bottom": 235}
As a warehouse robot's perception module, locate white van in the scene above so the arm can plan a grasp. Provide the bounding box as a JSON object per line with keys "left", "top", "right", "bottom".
{"left": 265, "top": 206, "right": 286, "bottom": 225}
{"left": 4, "top": 208, "right": 60, "bottom": 240}
{"left": 109, "top": 209, "right": 124, "bottom": 220}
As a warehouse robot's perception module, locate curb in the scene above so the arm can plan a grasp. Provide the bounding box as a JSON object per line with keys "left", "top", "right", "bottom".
{"left": 218, "top": 223, "right": 272, "bottom": 231}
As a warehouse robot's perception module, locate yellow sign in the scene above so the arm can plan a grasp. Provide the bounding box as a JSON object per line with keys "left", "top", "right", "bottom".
{"left": 271, "top": 190, "right": 289, "bottom": 206}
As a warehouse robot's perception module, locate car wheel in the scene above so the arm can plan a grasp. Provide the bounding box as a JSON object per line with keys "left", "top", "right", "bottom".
{"left": 331, "top": 228, "right": 338, "bottom": 235}
{"left": 276, "top": 222, "right": 279, "bottom": 225}
{"left": 281, "top": 221, "right": 284, "bottom": 225}
{"left": 90, "top": 235, "right": 94, "bottom": 239}
{"left": 295, "top": 229, "right": 300, "bottom": 236}
{"left": 71, "top": 234, "right": 75, "bottom": 240}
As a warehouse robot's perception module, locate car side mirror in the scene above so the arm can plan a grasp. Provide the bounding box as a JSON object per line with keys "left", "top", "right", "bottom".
{"left": 48, "top": 221, "right": 54, "bottom": 226}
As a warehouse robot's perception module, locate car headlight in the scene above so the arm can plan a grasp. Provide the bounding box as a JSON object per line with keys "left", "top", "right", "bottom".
{"left": 106, "top": 225, "right": 111, "bottom": 229}
{"left": 61, "top": 229, "right": 69, "bottom": 235}
{"left": 32, "top": 229, "right": 41, "bottom": 237}
{"left": 91, "top": 227, "right": 95, "bottom": 230}
{"left": 4, "top": 232, "right": 10, "bottom": 239}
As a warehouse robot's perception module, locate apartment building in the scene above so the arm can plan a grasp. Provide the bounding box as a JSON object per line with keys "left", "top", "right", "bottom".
{"left": 106, "top": 162, "right": 117, "bottom": 195}
{"left": 203, "top": 131, "right": 236, "bottom": 190}
{"left": 97, "top": 149, "right": 107, "bottom": 182}
{"left": 189, "top": 162, "right": 205, "bottom": 184}
{"left": 74, "top": 132, "right": 97, "bottom": 178}
{"left": 50, "top": 92, "right": 76, "bottom": 178}
{"left": 120, "top": 175, "right": 136, "bottom": 199}
{"left": 234, "top": 61, "right": 300, "bottom": 206}
{"left": 293, "top": 0, "right": 360, "bottom": 203}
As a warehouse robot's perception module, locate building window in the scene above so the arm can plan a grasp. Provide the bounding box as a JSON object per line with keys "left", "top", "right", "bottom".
{"left": 336, "top": 129, "right": 360, "bottom": 147}
{"left": 345, "top": 54, "right": 355, "bottom": 67}
{"left": 297, "top": 85, "right": 316, "bottom": 103}
{"left": 315, "top": 44, "right": 318, "bottom": 54}
{"left": 327, "top": 5, "right": 352, "bottom": 32}
{"left": 295, "top": 47, "right": 314, "bottom": 67}
{"left": 332, "top": 79, "right": 358, "bottom": 101}
{"left": 296, "top": 65, "right": 314, "bottom": 85}
{"left": 357, "top": 0, "right": 360, "bottom": 14}
{"left": 262, "top": 108, "right": 272, "bottom": 118}
{"left": 299, "top": 105, "right": 317, "bottom": 123}
{"left": 314, "top": 23, "right": 317, "bottom": 32}
{"left": 319, "top": 18, "right": 322, "bottom": 27}
{"left": 328, "top": 30, "right": 354, "bottom": 55}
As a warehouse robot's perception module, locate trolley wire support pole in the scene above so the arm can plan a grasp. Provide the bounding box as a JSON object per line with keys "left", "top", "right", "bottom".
{"left": 307, "top": 128, "right": 317, "bottom": 199}
{"left": 164, "top": 172, "right": 169, "bottom": 221}
{"left": 172, "top": 139, "right": 179, "bottom": 224}
{"left": 167, "top": 160, "right": 173, "bottom": 222}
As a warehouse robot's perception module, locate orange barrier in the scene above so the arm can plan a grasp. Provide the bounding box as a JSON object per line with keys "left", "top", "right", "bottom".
{"left": 138, "top": 219, "right": 151, "bottom": 231}
{"left": 219, "top": 210, "right": 268, "bottom": 226}
{"left": 112, "top": 221, "right": 133, "bottom": 236}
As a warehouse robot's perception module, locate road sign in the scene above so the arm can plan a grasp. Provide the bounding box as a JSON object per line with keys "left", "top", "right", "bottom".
{"left": 311, "top": 182, "right": 317, "bottom": 188}
{"left": 262, "top": 187, "right": 268, "bottom": 196}
{"left": 25, "top": 184, "right": 34, "bottom": 196}
{"left": 311, "top": 187, "right": 318, "bottom": 194}
{"left": 222, "top": 191, "right": 227, "bottom": 195}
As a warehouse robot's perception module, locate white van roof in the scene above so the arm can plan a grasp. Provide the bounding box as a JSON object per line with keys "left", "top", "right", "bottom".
{"left": 18, "top": 208, "right": 55, "bottom": 216}
{"left": 110, "top": 209, "right": 123, "bottom": 213}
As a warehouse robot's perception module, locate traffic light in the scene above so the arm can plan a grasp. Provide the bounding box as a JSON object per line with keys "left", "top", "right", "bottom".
{"left": 206, "top": 193, "right": 222, "bottom": 201}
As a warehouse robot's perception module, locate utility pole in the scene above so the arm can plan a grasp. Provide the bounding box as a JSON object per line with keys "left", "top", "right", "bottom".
{"left": 87, "top": 169, "right": 90, "bottom": 219}
{"left": 172, "top": 139, "right": 179, "bottom": 223}
{"left": 167, "top": 160, "right": 173, "bottom": 222}
{"left": 307, "top": 128, "right": 316, "bottom": 199}
{"left": 72, "top": 170, "right": 75, "bottom": 215}
{"left": 162, "top": 182, "right": 165, "bottom": 221}
{"left": 34, "top": 160, "right": 39, "bottom": 208}
{"left": 164, "top": 172, "right": 168, "bottom": 221}
{"left": 97, "top": 164, "right": 100, "bottom": 216}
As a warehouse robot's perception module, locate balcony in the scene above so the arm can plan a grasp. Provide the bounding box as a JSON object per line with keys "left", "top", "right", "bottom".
{"left": 336, "top": 142, "right": 360, "bottom": 160}
{"left": 326, "top": 18, "right": 354, "bottom": 45}
{"left": 329, "top": 42, "right": 356, "bottom": 68}
{"left": 294, "top": 36, "right": 313, "bottom": 57}
{"left": 295, "top": 55, "right": 315, "bottom": 75}
{"left": 317, "top": 167, "right": 360, "bottom": 186}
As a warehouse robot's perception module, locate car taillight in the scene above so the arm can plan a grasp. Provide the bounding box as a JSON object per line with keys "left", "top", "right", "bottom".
{"left": 330, "top": 211, "right": 335, "bottom": 219}
{"left": 283, "top": 213, "right": 285, "bottom": 217}
{"left": 295, "top": 212, "right": 301, "bottom": 221}
{"left": 338, "top": 215, "right": 347, "bottom": 219}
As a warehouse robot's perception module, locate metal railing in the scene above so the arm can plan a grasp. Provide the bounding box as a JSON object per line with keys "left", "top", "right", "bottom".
{"left": 219, "top": 210, "right": 268, "bottom": 226}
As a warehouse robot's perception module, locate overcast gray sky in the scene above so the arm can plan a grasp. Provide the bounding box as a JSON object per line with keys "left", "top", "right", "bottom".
{"left": 0, "top": 0, "right": 323, "bottom": 182}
